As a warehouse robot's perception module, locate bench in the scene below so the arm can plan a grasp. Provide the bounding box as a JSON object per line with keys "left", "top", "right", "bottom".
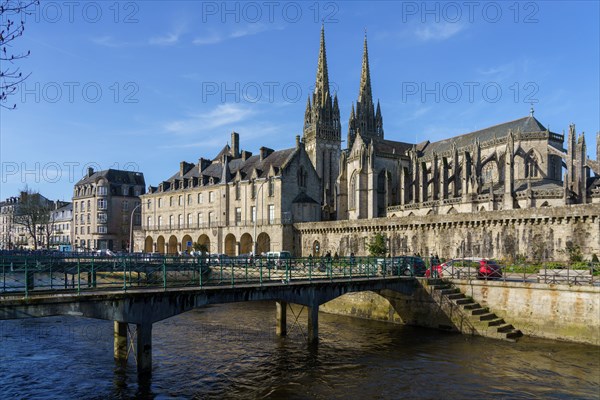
{"left": 537, "top": 268, "right": 594, "bottom": 285}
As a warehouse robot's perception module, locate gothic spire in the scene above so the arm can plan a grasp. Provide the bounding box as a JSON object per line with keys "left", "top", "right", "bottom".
{"left": 314, "top": 24, "right": 330, "bottom": 108}
{"left": 358, "top": 33, "right": 373, "bottom": 105}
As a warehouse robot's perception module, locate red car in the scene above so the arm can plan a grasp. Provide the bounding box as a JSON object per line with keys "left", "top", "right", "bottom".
{"left": 477, "top": 259, "right": 503, "bottom": 279}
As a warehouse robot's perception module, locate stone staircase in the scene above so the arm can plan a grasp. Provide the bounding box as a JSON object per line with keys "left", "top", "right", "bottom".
{"left": 428, "top": 279, "right": 523, "bottom": 342}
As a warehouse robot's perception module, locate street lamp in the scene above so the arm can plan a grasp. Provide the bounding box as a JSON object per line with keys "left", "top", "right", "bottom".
{"left": 253, "top": 179, "right": 268, "bottom": 256}
{"left": 129, "top": 200, "right": 149, "bottom": 253}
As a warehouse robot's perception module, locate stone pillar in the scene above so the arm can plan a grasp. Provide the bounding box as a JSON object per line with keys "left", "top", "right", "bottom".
{"left": 308, "top": 303, "right": 319, "bottom": 344}
{"left": 136, "top": 322, "right": 152, "bottom": 374}
{"left": 276, "top": 301, "right": 287, "bottom": 336}
{"left": 113, "top": 321, "right": 128, "bottom": 363}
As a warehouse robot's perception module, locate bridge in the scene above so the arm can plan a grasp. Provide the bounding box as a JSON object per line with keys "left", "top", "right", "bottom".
{"left": 0, "top": 254, "right": 418, "bottom": 373}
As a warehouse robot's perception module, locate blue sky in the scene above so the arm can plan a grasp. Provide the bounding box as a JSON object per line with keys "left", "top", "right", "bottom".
{"left": 1, "top": 0, "right": 599, "bottom": 201}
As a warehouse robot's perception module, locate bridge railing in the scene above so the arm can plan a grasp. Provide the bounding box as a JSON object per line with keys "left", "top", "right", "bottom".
{"left": 0, "top": 254, "right": 408, "bottom": 297}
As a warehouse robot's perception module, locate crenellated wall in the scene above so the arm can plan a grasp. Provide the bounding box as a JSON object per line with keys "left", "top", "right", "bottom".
{"left": 294, "top": 204, "right": 600, "bottom": 262}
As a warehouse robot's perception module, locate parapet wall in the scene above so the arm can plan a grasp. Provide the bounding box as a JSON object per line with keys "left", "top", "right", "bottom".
{"left": 294, "top": 204, "right": 600, "bottom": 262}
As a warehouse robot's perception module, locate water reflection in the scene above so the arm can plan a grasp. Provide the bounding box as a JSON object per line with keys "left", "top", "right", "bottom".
{"left": 0, "top": 301, "right": 598, "bottom": 399}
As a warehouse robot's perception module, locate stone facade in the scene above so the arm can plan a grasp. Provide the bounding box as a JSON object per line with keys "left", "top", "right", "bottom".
{"left": 296, "top": 203, "right": 600, "bottom": 261}
{"left": 134, "top": 27, "right": 599, "bottom": 259}
{"left": 138, "top": 134, "right": 320, "bottom": 255}
{"left": 72, "top": 168, "right": 145, "bottom": 251}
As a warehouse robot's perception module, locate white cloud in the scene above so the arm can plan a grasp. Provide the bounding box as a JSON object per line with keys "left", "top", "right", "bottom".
{"left": 149, "top": 32, "right": 180, "bottom": 46}
{"left": 164, "top": 104, "right": 257, "bottom": 135}
{"left": 192, "top": 24, "right": 278, "bottom": 46}
{"left": 414, "top": 22, "right": 465, "bottom": 41}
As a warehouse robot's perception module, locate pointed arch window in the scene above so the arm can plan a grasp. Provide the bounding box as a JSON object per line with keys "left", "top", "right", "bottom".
{"left": 525, "top": 152, "right": 538, "bottom": 178}
{"left": 349, "top": 173, "right": 357, "bottom": 210}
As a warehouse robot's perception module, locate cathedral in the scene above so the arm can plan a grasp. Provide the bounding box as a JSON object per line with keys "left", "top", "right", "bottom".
{"left": 135, "top": 27, "right": 600, "bottom": 257}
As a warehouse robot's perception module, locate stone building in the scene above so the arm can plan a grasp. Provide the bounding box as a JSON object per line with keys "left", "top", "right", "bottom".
{"left": 72, "top": 168, "right": 145, "bottom": 251}
{"left": 135, "top": 27, "right": 599, "bottom": 260}
{"left": 138, "top": 133, "right": 321, "bottom": 255}
{"left": 49, "top": 202, "right": 73, "bottom": 251}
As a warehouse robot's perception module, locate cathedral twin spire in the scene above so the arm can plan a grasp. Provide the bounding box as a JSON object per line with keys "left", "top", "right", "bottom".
{"left": 304, "top": 26, "right": 383, "bottom": 149}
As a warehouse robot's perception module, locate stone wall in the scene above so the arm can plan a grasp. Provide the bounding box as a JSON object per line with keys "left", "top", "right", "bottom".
{"left": 295, "top": 203, "right": 600, "bottom": 262}
{"left": 319, "top": 280, "right": 600, "bottom": 345}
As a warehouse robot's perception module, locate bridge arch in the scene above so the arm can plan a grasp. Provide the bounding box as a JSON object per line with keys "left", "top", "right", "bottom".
{"left": 240, "top": 233, "right": 253, "bottom": 254}
{"left": 156, "top": 236, "right": 165, "bottom": 254}
{"left": 256, "top": 232, "right": 270, "bottom": 254}
{"left": 144, "top": 236, "right": 153, "bottom": 253}
{"left": 181, "top": 235, "right": 193, "bottom": 253}
{"left": 167, "top": 235, "right": 178, "bottom": 254}
{"left": 224, "top": 234, "right": 237, "bottom": 256}
{"left": 197, "top": 234, "right": 210, "bottom": 253}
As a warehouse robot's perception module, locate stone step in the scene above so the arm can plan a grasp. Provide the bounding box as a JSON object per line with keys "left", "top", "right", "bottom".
{"left": 440, "top": 288, "right": 460, "bottom": 295}
{"left": 463, "top": 303, "right": 481, "bottom": 310}
{"left": 454, "top": 298, "right": 472, "bottom": 305}
{"left": 470, "top": 307, "right": 490, "bottom": 316}
{"left": 487, "top": 318, "right": 505, "bottom": 327}
{"left": 429, "top": 284, "right": 451, "bottom": 291}
{"left": 497, "top": 324, "right": 515, "bottom": 333}
{"left": 505, "top": 330, "right": 523, "bottom": 340}
{"left": 447, "top": 293, "right": 465, "bottom": 300}
{"left": 477, "top": 313, "right": 497, "bottom": 321}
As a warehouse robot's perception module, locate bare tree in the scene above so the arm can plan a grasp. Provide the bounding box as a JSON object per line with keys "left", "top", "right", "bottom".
{"left": 13, "top": 189, "right": 53, "bottom": 250}
{"left": 1, "top": 0, "right": 39, "bottom": 109}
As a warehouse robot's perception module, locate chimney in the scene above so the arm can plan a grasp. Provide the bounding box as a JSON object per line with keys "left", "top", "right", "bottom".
{"left": 198, "top": 157, "right": 211, "bottom": 172}
{"left": 231, "top": 131, "right": 240, "bottom": 158}
{"left": 180, "top": 161, "right": 193, "bottom": 177}
{"left": 241, "top": 150, "right": 252, "bottom": 161}
{"left": 259, "top": 146, "right": 274, "bottom": 161}
{"left": 87, "top": 167, "right": 94, "bottom": 177}
{"left": 295, "top": 135, "right": 301, "bottom": 149}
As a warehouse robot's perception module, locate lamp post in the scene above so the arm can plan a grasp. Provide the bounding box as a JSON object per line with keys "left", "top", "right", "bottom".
{"left": 129, "top": 200, "right": 149, "bottom": 253}
{"left": 253, "top": 179, "right": 268, "bottom": 256}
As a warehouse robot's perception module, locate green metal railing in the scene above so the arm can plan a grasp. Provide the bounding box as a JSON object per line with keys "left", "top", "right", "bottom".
{"left": 0, "top": 255, "right": 398, "bottom": 297}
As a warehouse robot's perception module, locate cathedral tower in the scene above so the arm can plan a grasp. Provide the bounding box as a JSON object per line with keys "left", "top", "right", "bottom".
{"left": 348, "top": 34, "right": 383, "bottom": 149}
{"left": 303, "top": 25, "right": 341, "bottom": 219}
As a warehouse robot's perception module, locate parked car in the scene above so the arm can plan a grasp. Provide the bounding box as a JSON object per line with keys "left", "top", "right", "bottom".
{"left": 389, "top": 256, "right": 427, "bottom": 277}
{"left": 264, "top": 251, "right": 293, "bottom": 269}
{"left": 477, "top": 258, "right": 503, "bottom": 279}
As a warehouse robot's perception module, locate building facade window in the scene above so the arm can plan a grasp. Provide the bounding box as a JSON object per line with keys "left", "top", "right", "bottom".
{"left": 147, "top": 216, "right": 152, "bottom": 228}
{"left": 178, "top": 214, "right": 183, "bottom": 228}
{"left": 198, "top": 193, "right": 204, "bottom": 204}
{"left": 209, "top": 192, "right": 214, "bottom": 203}
{"left": 97, "top": 213, "right": 107, "bottom": 223}
{"left": 525, "top": 152, "right": 538, "bottom": 178}
{"left": 235, "top": 183, "right": 240, "bottom": 200}
{"left": 268, "top": 204, "right": 275, "bottom": 224}
{"left": 235, "top": 207, "right": 242, "bottom": 225}
{"left": 158, "top": 198, "right": 162, "bottom": 208}
{"left": 268, "top": 178, "right": 274, "bottom": 196}
{"left": 122, "top": 200, "right": 129, "bottom": 211}
{"left": 187, "top": 194, "right": 192, "bottom": 205}
{"left": 98, "top": 186, "right": 108, "bottom": 196}
{"left": 178, "top": 195, "right": 183, "bottom": 206}
{"left": 208, "top": 212, "right": 214, "bottom": 227}
{"left": 158, "top": 216, "right": 162, "bottom": 229}
{"left": 98, "top": 226, "right": 107, "bottom": 234}
{"left": 169, "top": 197, "right": 173, "bottom": 207}
{"left": 98, "top": 199, "right": 107, "bottom": 210}
{"left": 169, "top": 215, "right": 173, "bottom": 229}
{"left": 198, "top": 213, "right": 203, "bottom": 226}
{"left": 187, "top": 213, "right": 192, "bottom": 227}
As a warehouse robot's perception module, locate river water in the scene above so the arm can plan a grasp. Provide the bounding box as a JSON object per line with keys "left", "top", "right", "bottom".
{"left": 1, "top": 301, "right": 598, "bottom": 399}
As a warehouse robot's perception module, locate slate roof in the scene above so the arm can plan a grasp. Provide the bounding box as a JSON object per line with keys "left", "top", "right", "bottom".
{"left": 163, "top": 148, "right": 298, "bottom": 190}
{"left": 75, "top": 169, "right": 145, "bottom": 186}
{"left": 421, "top": 116, "right": 549, "bottom": 156}
{"left": 372, "top": 137, "right": 413, "bottom": 156}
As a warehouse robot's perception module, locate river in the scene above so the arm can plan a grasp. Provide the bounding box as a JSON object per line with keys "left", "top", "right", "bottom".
{"left": 1, "top": 301, "right": 598, "bottom": 399}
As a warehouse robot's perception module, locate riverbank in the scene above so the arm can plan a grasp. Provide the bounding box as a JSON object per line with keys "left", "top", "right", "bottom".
{"left": 320, "top": 279, "right": 600, "bottom": 345}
